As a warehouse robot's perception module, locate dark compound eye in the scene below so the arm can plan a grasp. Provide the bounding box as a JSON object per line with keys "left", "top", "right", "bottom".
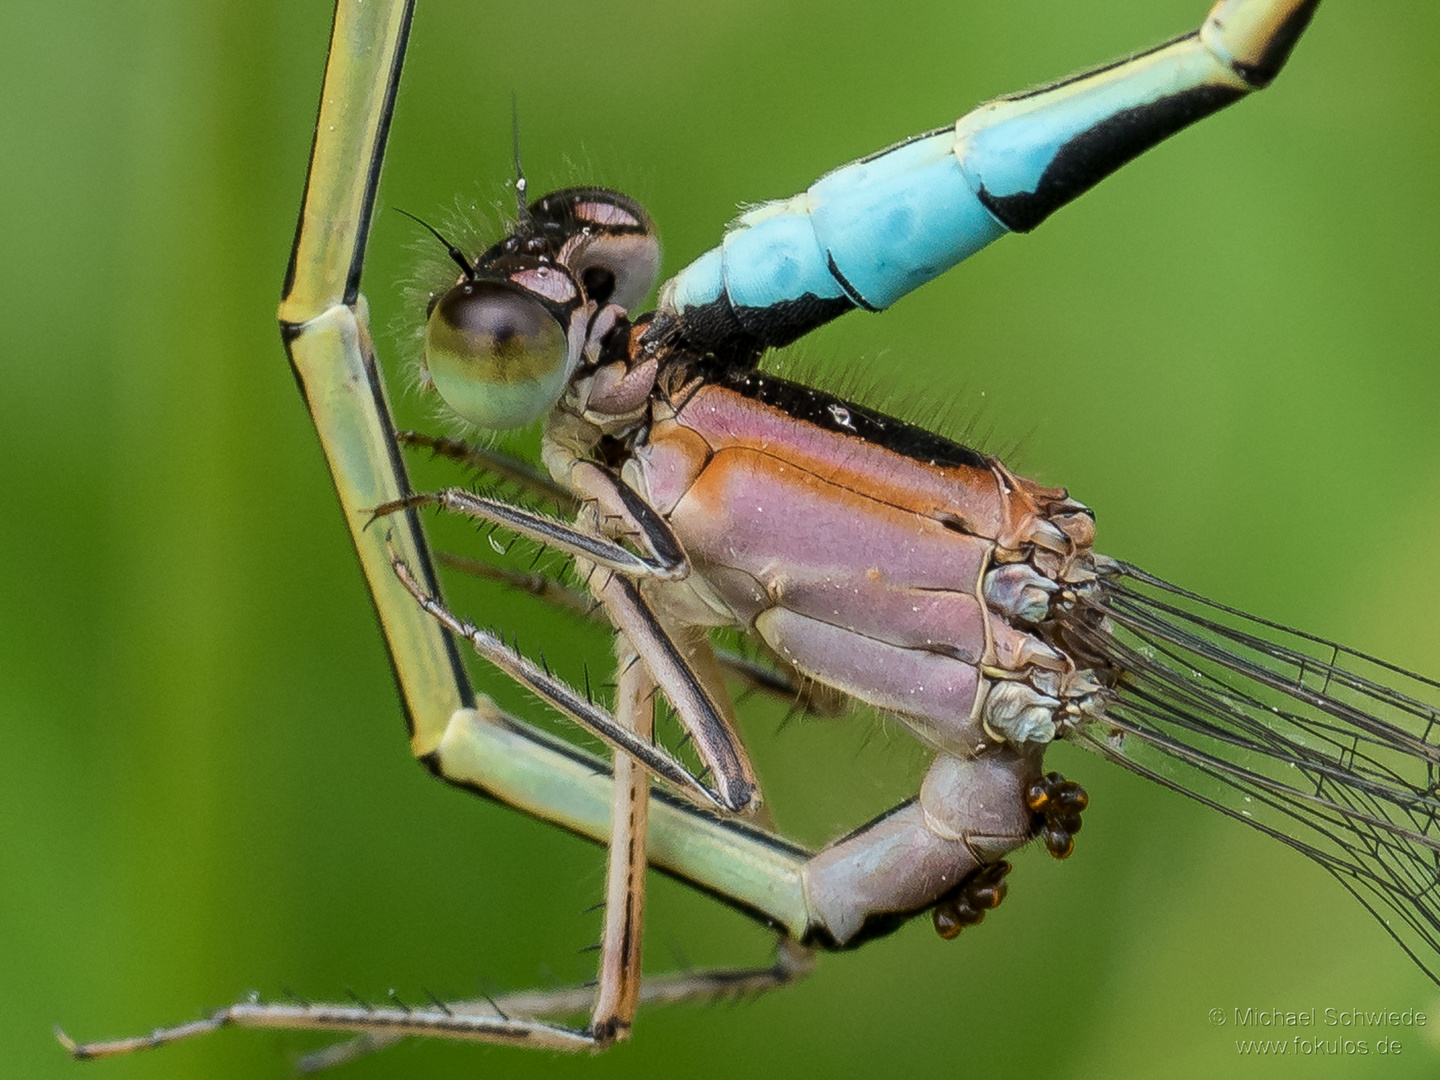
{"left": 531, "top": 189, "right": 661, "bottom": 312}
{"left": 423, "top": 281, "right": 571, "bottom": 430}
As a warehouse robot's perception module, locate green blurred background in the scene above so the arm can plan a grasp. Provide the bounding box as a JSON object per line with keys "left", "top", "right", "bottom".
{"left": 5, "top": 1, "right": 1439, "bottom": 1077}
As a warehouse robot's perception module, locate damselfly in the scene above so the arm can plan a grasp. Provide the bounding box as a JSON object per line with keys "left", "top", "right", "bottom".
{"left": 59, "top": 0, "right": 1440, "bottom": 1077}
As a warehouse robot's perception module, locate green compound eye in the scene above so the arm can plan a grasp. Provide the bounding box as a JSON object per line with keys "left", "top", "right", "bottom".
{"left": 423, "top": 281, "right": 571, "bottom": 430}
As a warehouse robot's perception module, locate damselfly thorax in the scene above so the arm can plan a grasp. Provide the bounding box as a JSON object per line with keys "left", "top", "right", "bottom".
{"left": 596, "top": 323, "right": 1105, "bottom": 759}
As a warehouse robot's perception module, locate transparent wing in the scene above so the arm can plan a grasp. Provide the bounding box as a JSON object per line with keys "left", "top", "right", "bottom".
{"left": 1065, "top": 559, "right": 1440, "bottom": 981}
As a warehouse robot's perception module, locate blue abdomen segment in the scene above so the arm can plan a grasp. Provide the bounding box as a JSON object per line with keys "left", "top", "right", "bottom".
{"left": 658, "top": 0, "right": 1318, "bottom": 354}
{"left": 665, "top": 132, "right": 1005, "bottom": 317}
{"left": 808, "top": 132, "right": 1008, "bottom": 311}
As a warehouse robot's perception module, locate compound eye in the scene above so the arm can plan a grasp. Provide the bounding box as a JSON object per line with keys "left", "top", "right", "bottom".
{"left": 531, "top": 189, "right": 661, "bottom": 311}
{"left": 423, "top": 281, "right": 571, "bottom": 430}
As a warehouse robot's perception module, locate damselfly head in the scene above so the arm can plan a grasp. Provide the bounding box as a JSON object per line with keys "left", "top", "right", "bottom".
{"left": 407, "top": 189, "right": 660, "bottom": 431}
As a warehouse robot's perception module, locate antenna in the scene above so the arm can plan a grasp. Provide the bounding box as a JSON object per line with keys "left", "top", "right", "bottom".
{"left": 511, "top": 92, "right": 530, "bottom": 226}
{"left": 393, "top": 207, "right": 475, "bottom": 279}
